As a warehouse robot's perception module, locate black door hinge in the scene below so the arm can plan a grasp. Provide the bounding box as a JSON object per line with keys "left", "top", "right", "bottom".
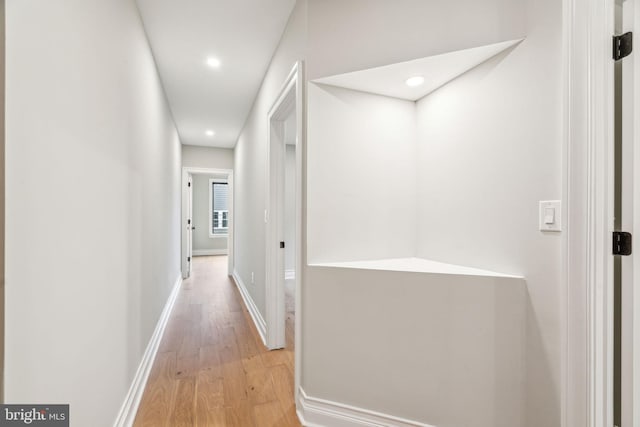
{"left": 280, "top": 241, "right": 285, "bottom": 249}
{"left": 187, "top": 256, "right": 191, "bottom": 262}
{"left": 188, "top": 219, "right": 191, "bottom": 225}
{"left": 614, "top": 32, "right": 633, "bottom": 60}
{"left": 188, "top": 182, "right": 191, "bottom": 187}
{"left": 613, "top": 231, "right": 632, "bottom": 256}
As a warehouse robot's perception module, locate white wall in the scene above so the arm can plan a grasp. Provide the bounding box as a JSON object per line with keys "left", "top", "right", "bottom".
{"left": 182, "top": 144, "right": 234, "bottom": 170}
{"left": 304, "top": 266, "right": 526, "bottom": 427}
{"left": 192, "top": 174, "right": 227, "bottom": 253}
{"left": 233, "top": 0, "right": 306, "bottom": 319}
{"left": 303, "top": 1, "right": 562, "bottom": 426}
{"left": 415, "top": 3, "right": 562, "bottom": 425}
{"left": 5, "top": 1, "right": 182, "bottom": 425}
{"left": 307, "top": 84, "right": 417, "bottom": 262}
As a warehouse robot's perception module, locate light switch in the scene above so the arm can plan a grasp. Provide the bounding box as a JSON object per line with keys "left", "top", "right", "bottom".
{"left": 539, "top": 200, "right": 562, "bottom": 232}
{"left": 544, "top": 207, "right": 555, "bottom": 224}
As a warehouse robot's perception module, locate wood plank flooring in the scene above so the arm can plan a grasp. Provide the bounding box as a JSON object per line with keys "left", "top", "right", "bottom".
{"left": 134, "top": 256, "right": 300, "bottom": 427}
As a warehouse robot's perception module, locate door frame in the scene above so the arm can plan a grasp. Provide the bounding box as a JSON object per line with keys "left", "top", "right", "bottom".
{"left": 615, "top": 1, "right": 637, "bottom": 423}
{"left": 187, "top": 173, "right": 193, "bottom": 277}
{"left": 563, "top": 0, "right": 618, "bottom": 425}
{"left": 181, "top": 167, "right": 234, "bottom": 278}
{"left": 632, "top": 0, "right": 640, "bottom": 419}
{"left": 265, "top": 61, "right": 304, "bottom": 395}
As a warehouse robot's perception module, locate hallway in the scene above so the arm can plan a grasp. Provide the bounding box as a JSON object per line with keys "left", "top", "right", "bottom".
{"left": 134, "top": 256, "right": 300, "bottom": 427}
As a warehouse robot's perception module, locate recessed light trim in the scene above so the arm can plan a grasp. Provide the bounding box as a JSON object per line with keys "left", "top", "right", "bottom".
{"left": 206, "top": 57, "right": 221, "bottom": 68}
{"left": 206, "top": 130, "right": 215, "bottom": 137}
{"left": 405, "top": 76, "right": 425, "bottom": 87}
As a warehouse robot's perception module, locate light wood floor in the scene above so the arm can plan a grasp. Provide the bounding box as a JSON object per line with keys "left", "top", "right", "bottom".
{"left": 133, "top": 256, "right": 300, "bottom": 427}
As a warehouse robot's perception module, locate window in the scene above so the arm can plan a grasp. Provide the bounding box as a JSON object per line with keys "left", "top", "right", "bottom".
{"left": 212, "top": 210, "right": 228, "bottom": 229}
{"left": 210, "top": 180, "right": 229, "bottom": 236}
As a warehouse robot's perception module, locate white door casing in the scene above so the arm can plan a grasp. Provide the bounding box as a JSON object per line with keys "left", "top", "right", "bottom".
{"left": 564, "top": 0, "right": 618, "bottom": 426}
{"left": 266, "top": 68, "right": 297, "bottom": 351}
{"left": 630, "top": 0, "right": 640, "bottom": 420}
{"left": 265, "top": 61, "right": 304, "bottom": 405}
{"left": 181, "top": 167, "right": 234, "bottom": 278}
{"left": 612, "top": 1, "right": 640, "bottom": 422}
{"left": 182, "top": 173, "right": 193, "bottom": 278}
{"left": 618, "top": 1, "right": 635, "bottom": 424}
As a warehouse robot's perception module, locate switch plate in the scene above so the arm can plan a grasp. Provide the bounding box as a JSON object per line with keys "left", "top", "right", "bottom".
{"left": 539, "top": 200, "right": 562, "bottom": 232}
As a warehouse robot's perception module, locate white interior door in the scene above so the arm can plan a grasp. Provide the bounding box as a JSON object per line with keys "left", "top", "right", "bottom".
{"left": 632, "top": 0, "right": 640, "bottom": 420}
{"left": 615, "top": 1, "right": 637, "bottom": 424}
{"left": 266, "top": 117, "right": 286, "bottom": 350}
{"left": 276, "top": 135, "right": 286, "bottom": 347}
{"left": 187, "top": 174, "right": 193, "bottom": 277}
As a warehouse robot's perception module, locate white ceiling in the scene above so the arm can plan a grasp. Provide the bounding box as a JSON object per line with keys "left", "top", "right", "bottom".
{"left": 136, "top": 0, "right": 296, "bottom": 148}
{"left": 313, "top": 39, "right": 523, "bottom": 102}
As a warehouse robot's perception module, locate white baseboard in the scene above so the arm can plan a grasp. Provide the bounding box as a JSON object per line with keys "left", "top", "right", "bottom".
{"left": 113, "top": 273, "right": 183, "bottom": 427}
{"left": 192, "top": 249, "right": 227, "bottom": 256}
{"left": 297, "top": 388, "right": 435, "bottom": 427}
{"left": 285, "top": 269, "right": 295, "bottom": 280}
{"left": 231, "top": 270, "right": 267, "bottom": 346}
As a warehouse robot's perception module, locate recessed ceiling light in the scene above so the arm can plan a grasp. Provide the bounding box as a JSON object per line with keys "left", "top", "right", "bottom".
{"left": 405, "top": 76, "right": 425, "bottom": 87}
{"left": 206, "top": 130, "right": 215, "bottom": 137}
{"left": 206, "top": 57, "right": 221, "bottom": 68}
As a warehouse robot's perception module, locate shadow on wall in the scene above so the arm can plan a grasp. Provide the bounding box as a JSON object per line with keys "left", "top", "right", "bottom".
{"left": 525, "top": 293, "right": 560, "bottom": 426}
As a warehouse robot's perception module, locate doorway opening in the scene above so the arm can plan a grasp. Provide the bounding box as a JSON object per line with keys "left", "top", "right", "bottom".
{"left": 181, "top": 167, "right": 234, "bottom": 279}
{"left": 265, "top": 62, "right": 304, "bottom": 401}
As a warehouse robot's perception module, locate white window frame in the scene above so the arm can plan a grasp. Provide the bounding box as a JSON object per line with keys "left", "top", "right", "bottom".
{"left": 209, "top": 178, "right": 229, "bottom": 238}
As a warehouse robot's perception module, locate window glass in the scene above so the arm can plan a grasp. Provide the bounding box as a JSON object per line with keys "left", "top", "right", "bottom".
{"left": 211, "top": 182, "right": 228, "bottom": 235}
